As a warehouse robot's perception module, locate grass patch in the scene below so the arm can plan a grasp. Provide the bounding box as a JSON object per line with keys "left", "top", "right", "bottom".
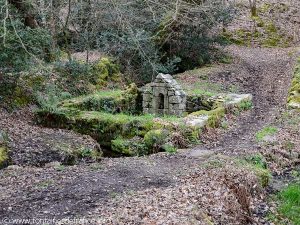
{"left": 59, "top": 84, "right": 140, "bottom": 114}
{"left": 174, "top": 66, "right": 225, "bottom": 97}
{"left": 278, "top": 183, "right": 300, "bottom": 224}
{"left": 241, "top": 154, "right": 272, "bottom": 188}
{"left": 255, "top": 126, "right": 278, "bottom": 141}
{"left": 238, "top": 100, "right": 253, "bottom": 111}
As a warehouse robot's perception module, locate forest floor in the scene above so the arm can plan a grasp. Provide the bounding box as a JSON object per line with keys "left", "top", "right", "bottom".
{"left": 0, "top": 45, "right": 299, "bottom": 225}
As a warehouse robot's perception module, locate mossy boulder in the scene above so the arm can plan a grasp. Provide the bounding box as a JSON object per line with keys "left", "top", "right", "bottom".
{"left": 186, "top": 95, "right": 214, "bottom": 112}
{"left": 144, "top": 129, "right": 170, "bottom": 152}
{"left": 36, "top": 105, "right": 194, "bottom": 156}
{"left": 42, "top": 135, "right": 103, "bottom": 165}
{"left": 190, "top": 107, "right": 225, "bottom": 128}
{"left": 111, "top": 137, "right": 147, "bottom": 156}
{"left": 36, "top": 109, "right": 157, "bottom": 148}
{"left": 0, "top": 72, "right": 46, "bottom": 108}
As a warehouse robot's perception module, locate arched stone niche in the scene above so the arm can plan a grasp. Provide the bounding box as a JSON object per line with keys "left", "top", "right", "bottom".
{"left": 142, "top": 73, "right": 186, "bottom": 116}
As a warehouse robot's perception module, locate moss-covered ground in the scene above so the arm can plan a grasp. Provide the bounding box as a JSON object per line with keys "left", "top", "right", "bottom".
{"left": 224, "top": 0, "right": 298, "bottom": 48}
{"left": 36, "top": 105, "right": 198, "bottom": 156}
{"left": 36, "top": 89, "right": 251, "bottom": 157}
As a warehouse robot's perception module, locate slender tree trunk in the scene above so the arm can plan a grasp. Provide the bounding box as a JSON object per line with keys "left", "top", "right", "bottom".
{"left": 249, "top": 0, "right": 257, "bottom": 17}
{"left": 63, "top": 0, "right": 72, "bottom": 61}
{"left": 49, "top": 0, "right": 61, "bottom": 50}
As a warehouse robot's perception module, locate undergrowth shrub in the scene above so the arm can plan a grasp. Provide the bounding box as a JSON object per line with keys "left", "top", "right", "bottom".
{"left": 36, "top": 84, "right": 72, "bottom": 113}
{"left": 0, "top": 16, "right": 53, "bottom": 72}
{"left": 111, "top": 137, "right": 147, "bottom": 156}
{"left": 144, "top": 129, "right": 170, "bottom": 153}
{"left": 0, "top": 71, "right": 46, "bottom": 109}
{"left": 53, "top": 58, "right": 122, "bottom": 95}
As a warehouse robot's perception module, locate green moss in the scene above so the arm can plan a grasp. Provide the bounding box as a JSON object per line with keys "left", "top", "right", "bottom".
{"left": 289, "top": 96, "right": 300, "bottom": 104}
{"left": 13, "top": 86, "right": 33, "bottom": 107}
{"left": 162, "top": 144, "right": 177, "bottom": 154}
{"left": 57, "top": 144, "right": 102, "bottom": 165}
{"left": 144, "top": 129, "right": 170, "bottom": 152}
{"left": 36, "top": 108, "right": 158, "bottom": 148}
{"left": 290, "top": 83, "right": 300, "bottom": 93}
{"left": 237, "top": 100, "right": 253, "bottom": 111}
{"left": 252, "top": 165, "right": 272, "bottom": 188}
{"left": 36, "top": 107, "right": 189, "bottom": 156}
{"left": 239, "top": 154, "right": 272, "bottom": 188}
{"left": 189, "top": 89, "right": 215, "bottom": 97}
{"left": 258, "top": 3, "right": 271, "bottom": 13}
{"left": 222, "top": 29, "right": 253, "bottom": 46}
{"left": 111, "top": 137, "right": 147, "bottom": 156}
{"left": 190, "top": 107, "right": 226, "bottom": 128}
{"left": 60, "top": 84, "right": 140, "bottom": 114}
{"left": 252, "top": 16, "right": 265, "bottom": 27}
{"left": 0, "top": 146, "right": 9, "bottom": 169}
{"left": 92, "top": 57, "right": 121, "bottom": 85}
{"left": 224, "top": 19, "right": 291, "bottom": 48}
{"left": 245, "top": 154, "right": 268, "bottom": 169}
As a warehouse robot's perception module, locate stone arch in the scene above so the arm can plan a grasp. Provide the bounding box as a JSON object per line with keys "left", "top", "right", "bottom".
{"left": 158, "top": 93, "right": 165, "bottom": 109}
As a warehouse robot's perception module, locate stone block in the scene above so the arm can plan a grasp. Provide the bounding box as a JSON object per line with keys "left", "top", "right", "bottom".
{"left": 169, "top": 96, "right": 182, "bottom": 104}
{"left": 154, "top": 78, "right": 163, "bottom": 83}
{"left": 169, "top": 103, "right": 185, "bottom": 110}
{"left": 143, "top": 108, "right": 150, "bottom": 114}
{"left": 168, "top": 90, "right": 175, "bottom": 96}
{"left": 155, "top": 83, "right": 167, "bottom": 87}
{"left": 153, "top": 88, "right": 167, "bottom": 96}
{"left": 143, "top": 94, "right": 152, "bottom": 102}
{"left": 185, "top": 115, "right": 209, "bottom": 128}
{"left": 142, "top": 101, "right": 151, "bottom": 108}
{"left": 157, "top": 73, "right": 173, "bottom": 80}
{"left": 223, "top": 93, "right": 253, "bottom": 108}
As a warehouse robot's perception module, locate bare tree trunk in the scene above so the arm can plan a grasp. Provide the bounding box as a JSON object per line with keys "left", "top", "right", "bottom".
{"left": 249, "top": 0, "right": 257, "bottom": 17}
{"left": 85, "top": 0, "right": 92, "bottom": 64}
{"left": 63, "top": 0, "right": 72, "bottom": 61}
{"left": 49, "top": 0, "right": 61, "bottom": 50}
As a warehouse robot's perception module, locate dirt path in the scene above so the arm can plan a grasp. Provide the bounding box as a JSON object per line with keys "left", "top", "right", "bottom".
{"left": 0, "top": 46, "right": 298, "bottom": 224}
{"left": 199, "top": 46, "right": 297, "bottom": 154}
